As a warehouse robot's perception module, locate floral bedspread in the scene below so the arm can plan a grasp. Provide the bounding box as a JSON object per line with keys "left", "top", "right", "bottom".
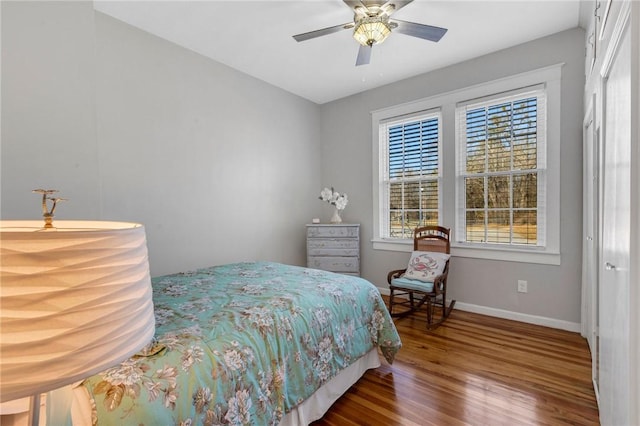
{"left": 82, "top": 261, "right": 401, "bottom": 425}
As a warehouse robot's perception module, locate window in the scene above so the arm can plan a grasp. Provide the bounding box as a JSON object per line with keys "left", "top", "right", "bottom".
{"left": 456, "top": 88, "right": 546, "bottom": 247}
{"left": 380, "top": 111, "right": 441, "bottom": 239}
{"left": 371, "top": 64, "right": 561, "bottom": 264}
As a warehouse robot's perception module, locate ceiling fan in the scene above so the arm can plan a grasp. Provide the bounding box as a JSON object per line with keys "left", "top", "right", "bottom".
{"left": 292, "top": 0, "right": 448, "bottom": 66}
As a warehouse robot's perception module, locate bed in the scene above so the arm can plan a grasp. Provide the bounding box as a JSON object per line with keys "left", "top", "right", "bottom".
{"left": 74, "top": 261, "right": 401, "bottom": 425}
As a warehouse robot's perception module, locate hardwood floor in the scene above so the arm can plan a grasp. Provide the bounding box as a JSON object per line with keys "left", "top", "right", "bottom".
{"left": 313, "top": 306, "right": 600, "bottom": 426}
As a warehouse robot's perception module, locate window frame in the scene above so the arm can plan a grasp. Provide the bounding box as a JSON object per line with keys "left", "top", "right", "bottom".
{"left": 371, "top": 64, "right": 562, "bottom": 265}
{"left": 455, "top": 86, "right": 546, "bottom": 248}
{"left": 379, "top": 109, "right": 443, "bottom": 240}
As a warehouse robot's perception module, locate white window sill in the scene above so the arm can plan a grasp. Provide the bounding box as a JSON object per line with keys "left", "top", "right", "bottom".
{"left": 371, "top": 239, "right": 561, "bottom": 265}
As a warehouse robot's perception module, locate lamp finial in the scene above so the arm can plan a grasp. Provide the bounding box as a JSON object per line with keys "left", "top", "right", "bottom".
{"left": 32, "top": 189, "right": 67, "bottom": 229}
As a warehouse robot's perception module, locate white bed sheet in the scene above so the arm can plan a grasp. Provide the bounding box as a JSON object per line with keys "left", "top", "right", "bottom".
{"left": 280, "top": 348, "right": 380, "bottom": 425}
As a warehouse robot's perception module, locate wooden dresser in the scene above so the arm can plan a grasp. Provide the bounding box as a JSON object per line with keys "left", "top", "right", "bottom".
{"left": 306, "top": 224, "right": 360, "bottom": 276}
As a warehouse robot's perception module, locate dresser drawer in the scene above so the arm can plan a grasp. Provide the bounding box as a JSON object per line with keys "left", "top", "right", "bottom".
{"left": 307, "top": 247, "right": 359, "bottom": 256}
{"left": 307, "top": 225, "right": 359, "bottom": 238}
{"left": 307, "top": 256, "right": 360, "bottom": 273}
{"left": 307, "top": 238, "right": 359, "bottom": 256}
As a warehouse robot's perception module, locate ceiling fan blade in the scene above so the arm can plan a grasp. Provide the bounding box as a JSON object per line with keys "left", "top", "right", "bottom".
{"left": 293, "top": 23, "right": 353, "bottom": 42}
{"left": 381, "top": 1, "right": 414, "bottom": 15}
{"left": 345, "top": 0, "right": 412, "bottom": 15}
{"left": 393, "top": 20, "right": 448, "bottom": 42}
{"left": 356, "top": 44, "right": 372, "bottom": 66}
{"left": 343, "top": 0, "right": 366, "bottom": 10}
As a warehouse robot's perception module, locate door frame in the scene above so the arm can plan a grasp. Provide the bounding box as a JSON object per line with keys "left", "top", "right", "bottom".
{"left": 582, "top": 93, "right": 601, "bottom": 403}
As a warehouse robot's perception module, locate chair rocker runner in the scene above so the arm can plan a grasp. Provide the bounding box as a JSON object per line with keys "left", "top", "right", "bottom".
{"left": 387, "top": 226, "right": 455, "bottom": 329}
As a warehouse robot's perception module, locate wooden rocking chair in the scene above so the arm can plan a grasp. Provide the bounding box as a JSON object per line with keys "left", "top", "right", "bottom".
{"left": 387, "top": 226, "right": 455, "bottom": 329}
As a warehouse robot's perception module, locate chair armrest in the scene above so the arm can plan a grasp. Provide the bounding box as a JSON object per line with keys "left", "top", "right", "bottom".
{"left": 432, "top": 260, "right": 450, "bottom": 292}
{"left": 433, "top": 272, "right": 446, "bottom": 286}
{"left": 387, "top": 269, "right": 407, "bottom": 284}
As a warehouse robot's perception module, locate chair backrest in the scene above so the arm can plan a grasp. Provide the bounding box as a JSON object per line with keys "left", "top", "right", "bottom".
{"left": 413, "top": 226, "right": 451, "bottom": 254}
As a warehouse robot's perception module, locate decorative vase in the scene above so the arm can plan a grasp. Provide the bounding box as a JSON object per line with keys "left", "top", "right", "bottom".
{"left": 330, "top": 207, "right": 342, "bottom": 224}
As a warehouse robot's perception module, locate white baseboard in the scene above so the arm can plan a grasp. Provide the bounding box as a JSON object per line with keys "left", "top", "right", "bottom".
{"left": 377, "top": 287, "right": 581, "bottom": 333}
{"left": 453, "top": 301, "right": 582, "bottom": 332}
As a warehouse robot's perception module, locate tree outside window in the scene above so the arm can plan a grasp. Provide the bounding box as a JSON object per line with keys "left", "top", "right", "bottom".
{"left": 459, "top": 93, "right": 544, "bottom": 246}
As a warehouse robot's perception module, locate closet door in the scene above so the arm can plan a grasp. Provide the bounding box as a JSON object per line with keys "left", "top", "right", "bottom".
{"left": 599, "top": 14, "right": 631, "bottom": 426}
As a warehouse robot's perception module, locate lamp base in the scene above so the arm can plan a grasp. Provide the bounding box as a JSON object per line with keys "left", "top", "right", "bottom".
{"left": 29, "top": 394, "right": 41, "bottom": 426}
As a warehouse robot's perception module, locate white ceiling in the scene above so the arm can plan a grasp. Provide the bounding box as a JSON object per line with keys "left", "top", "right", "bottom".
{"left": 94, "top": 1, "right": 583, "bottom": 104}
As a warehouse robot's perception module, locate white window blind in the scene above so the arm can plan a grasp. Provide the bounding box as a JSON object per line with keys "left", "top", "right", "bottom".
{"left": 455, "top": 87, "right": 547, "bottom": 247}
{"left": 380, "top": 110, "right": 441, "bottom": 239}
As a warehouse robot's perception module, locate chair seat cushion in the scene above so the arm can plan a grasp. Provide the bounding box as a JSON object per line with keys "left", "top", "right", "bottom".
{"left": 390, "top": 276, "right": 434, "bottom": 292}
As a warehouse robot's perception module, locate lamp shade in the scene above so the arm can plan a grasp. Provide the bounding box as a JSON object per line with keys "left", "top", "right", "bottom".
{"left": 0, "top": 220, "right": 155, "bottom": 403}
{"left": 353, "top": 16, "right": 392, "bottom": 47}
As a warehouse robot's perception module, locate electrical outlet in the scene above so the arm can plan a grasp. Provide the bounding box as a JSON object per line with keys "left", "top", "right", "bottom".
{"left": 517, "top": 280, "right": 528, "bottom": 293}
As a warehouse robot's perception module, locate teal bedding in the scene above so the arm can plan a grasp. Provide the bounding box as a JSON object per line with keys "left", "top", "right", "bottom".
{"left": 82, "top": 261, "right": 401, "bottom": 425}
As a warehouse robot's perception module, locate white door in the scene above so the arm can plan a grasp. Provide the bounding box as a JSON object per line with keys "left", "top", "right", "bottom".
{"left": 599, "top": 18, "right": 631, "bottom": 426}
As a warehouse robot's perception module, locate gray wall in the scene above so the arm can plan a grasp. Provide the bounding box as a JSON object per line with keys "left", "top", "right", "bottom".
{"left": 1, "top": 1, "right": 586, "bottom": 326}
{"left": 319, "top": 28, "right": 585, "bottom": 325}
{"left": 1, "top": 2, "right": 322, "bottom": 276}
{"left": 1, "top": 1, "right": 101, "bottom": 219}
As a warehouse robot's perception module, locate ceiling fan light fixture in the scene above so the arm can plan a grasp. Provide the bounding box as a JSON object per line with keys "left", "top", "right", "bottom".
{"left": 353, "top": 15, "right": 391, "bottom": 47}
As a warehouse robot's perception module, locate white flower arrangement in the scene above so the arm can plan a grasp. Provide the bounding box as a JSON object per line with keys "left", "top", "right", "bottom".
{"left": 319, "top": 187, "right": 348, "bottom": 210}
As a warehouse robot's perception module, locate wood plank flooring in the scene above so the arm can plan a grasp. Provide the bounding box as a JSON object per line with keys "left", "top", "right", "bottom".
{"left": 312, "top": 305, "right": 600, "bottom": 426}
